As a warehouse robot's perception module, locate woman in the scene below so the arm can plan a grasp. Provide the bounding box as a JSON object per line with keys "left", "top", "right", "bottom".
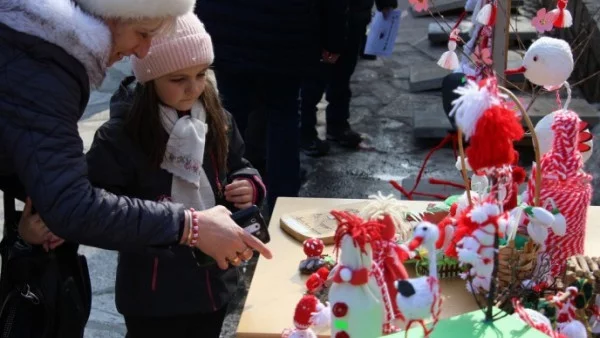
{"left": 0, "top": 1, "right": 271, "bottom": 337}
{"left": 87, "top": 13, "right": 265, "bottom": 336}
{"left": 0, "top": 0, "right": 270, "bottom": 275}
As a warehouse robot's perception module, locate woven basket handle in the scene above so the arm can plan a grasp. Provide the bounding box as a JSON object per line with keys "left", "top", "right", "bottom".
{"left": 457, "top": 86, "right": 541, "bottom": 207}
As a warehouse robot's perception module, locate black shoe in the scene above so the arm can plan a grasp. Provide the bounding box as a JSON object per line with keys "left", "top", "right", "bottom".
{"left": 327, "top": 127, "right": 363, "bottom": 148}
{"left": 300, "top": 137, "right": 330, "bottom": 157}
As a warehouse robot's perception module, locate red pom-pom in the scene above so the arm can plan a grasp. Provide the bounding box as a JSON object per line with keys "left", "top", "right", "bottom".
{"left": 294, "top": 295, "right": 319, "bottom": 329}
{"left": 335, "top": 332, "right": 350, "bottom": 338}
{"left": 380, "top": 214, "right": 396, "bottom": 240}
{"left": 306, "top": 267, "right": 331, "bottom": 293}
{"left": 303, "top": 238, "right": 324, "bottom": 257}
{"left": 316, "top": 267, "right": 330, "bottom": 280}
{"left": 449, "top": 203, "right": 458, "bottom": 217}
{"left": 512, "top": 166, "right": 526, "bottom": 184}
{"left": 466, "top": 105, "right": 524, "bottom": 171}
{"left": 306, "top": 274, "right": 323, "bottom": 293}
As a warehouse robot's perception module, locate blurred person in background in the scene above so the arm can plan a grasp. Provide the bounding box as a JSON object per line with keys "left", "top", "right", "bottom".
{"left": 299, "top": 0, "right": 397, "bottom": 156}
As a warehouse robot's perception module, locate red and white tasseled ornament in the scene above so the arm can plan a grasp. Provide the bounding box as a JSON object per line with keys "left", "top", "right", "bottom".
{"left": 551, "top": 0, "right": 573, "bottom": 28}
{"left": 281, "top": 295, "right": 331, "bottom": 338}
{"left": 450, "top": 77, "right": 524, "bottom": 171}
{"left": 437, "top": 29, "right": 460, "bottom": 70}
{"left": 512, "top": 299, "right": 565, "bottom": 338}
{"left": 476, "top": 0, "right": 497, "bottom": 26}
{"left": 526, "top": 110, "right": 592, "bottom": 277}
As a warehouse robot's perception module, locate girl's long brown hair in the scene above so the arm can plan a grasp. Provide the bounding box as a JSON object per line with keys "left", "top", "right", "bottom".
{"left": 124, "top": 78, "right": 229, "bottom": 172}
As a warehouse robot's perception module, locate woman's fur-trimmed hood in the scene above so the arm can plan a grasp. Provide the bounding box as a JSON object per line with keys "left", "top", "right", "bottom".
{"left": 0, "top": 0, "right": 112, "bottom": 87}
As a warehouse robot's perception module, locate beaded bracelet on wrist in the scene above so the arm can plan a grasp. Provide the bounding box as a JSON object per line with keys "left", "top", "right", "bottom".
{"left": 188, "top": 208, "right": 200, "bottom": 246}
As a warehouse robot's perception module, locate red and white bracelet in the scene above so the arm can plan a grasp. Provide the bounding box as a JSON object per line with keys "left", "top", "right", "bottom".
{"left": 187, "top": 208, "right": 200, "bottom": 247}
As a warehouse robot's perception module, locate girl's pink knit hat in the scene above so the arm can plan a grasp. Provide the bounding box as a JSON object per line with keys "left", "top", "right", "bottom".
{"left": 132, "top": 12, "right": 214, "bottom": 84}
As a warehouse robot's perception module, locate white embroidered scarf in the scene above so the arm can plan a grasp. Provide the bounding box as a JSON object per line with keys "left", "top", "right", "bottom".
{"left": 160, "top": 101, "right": 216, "bottom": 210}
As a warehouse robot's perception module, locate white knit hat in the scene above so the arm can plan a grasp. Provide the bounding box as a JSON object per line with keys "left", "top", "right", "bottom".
{"left": 75, "top": 0, "right": 195, "bottom": 19}
{"left": 132, "top": 12, "right": 214, "bottom": 83}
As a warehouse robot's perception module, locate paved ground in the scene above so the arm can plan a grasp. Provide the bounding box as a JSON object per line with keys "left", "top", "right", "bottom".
{"left": 1, "top": 1, "right": 600, "bottom": 337}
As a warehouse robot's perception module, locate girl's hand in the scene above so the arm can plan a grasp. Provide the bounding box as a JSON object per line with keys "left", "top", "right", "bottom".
{"left": 224, "top": 179, "right": 254, "bottom": 209}
{"left": 18, "top": 198, "right": 65, "bottom": 251}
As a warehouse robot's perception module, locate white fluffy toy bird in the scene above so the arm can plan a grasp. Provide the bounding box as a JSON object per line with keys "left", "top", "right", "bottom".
{"left": 505, "top": 36, "right": 573, "bottom": 91}
{"left": 394, "top": 222, "right": 443, "bottom": 337}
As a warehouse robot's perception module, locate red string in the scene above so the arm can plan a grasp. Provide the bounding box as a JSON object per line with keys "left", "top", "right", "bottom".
{"left": 390, "top": 133, "right": 457, "bottom": 201}
{"left": 451, "top": 11, "right": 468, "bottom": 33}
{"left": 555, "top": 90, "right": 562, "bottom": 108}
{"left": 429, "top": 178, "right": 466, "bottom": 189}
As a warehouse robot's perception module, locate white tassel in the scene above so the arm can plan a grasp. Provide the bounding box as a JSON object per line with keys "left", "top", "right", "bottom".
{"left": 310, "top": 302, "right": 331, "bottom": 329}
{"left": 476, "top": 3, "right": 494, "bottom": 26}
{"left": 449, "top": 79, "right": 494, "bottom": 139}
{"left": 437, "top": 51, "right": 459, "bottom": 70}
{"left": 438, "top": 47, "right": 459, "bottom": 70}
{"left": 438, "top": 29, "right": 460, "bottom": 70}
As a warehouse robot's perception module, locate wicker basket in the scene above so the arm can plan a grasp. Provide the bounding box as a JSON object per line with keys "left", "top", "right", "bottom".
{"left": 497, "top": 240, "right": 539, "bottom": 288}
{"left": 457, "top": 85, "right": 543, "bottom": 289}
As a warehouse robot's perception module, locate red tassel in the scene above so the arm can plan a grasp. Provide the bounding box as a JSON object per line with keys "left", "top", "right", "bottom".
{"left": 489, "top": 3, "right": 497, "bottom": 26}
{"left": 466, "top": 105, "right": 525, "bottom": 171}
{"left": 551, "top": 0, "right": 572, "bottom": 28}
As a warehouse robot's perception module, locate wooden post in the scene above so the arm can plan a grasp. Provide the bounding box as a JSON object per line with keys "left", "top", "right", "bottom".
{"left": 492, "top": 0, "right": 512, "bottom": 86}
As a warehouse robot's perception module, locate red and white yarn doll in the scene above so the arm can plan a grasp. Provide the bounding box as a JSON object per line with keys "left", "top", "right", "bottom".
{"left": 359, "top": 192, "right": 414, "bottom": 331}
{"left": 550, "top": 287, "right": 588, "bottom": 338}
{"left": 453, "top": 201, "right": 510, "bottom": 294}
{"left": 535, "top": 111, "right": 593, "bottom": 165}
{"left": 282, "top": 294, "right": 331, "bottom": 338}
{"left": 526, "top": 110, "right": 592, "bottom": 277}
{"left": 551, "top": 0, "right": 573, "bottom": 28}
{"left": 328, "top": 211, "right": 385, "bottom": 338}
{"left": 438, "top": 28, "right": 460, "bottom": 70}
{"left": 476, "top": 0, "right": 497, "bottom": 26}
{"left": 369, "top": 214, "right": 409, "bottom": 331}
{"left": 449, "top": 76, "right": 524, "bottom": 173}
{"left": 512, "top": 298, "right": 566, "bottom": 338}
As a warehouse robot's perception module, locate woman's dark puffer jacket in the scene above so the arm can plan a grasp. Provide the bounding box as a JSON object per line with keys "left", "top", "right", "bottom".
{"left": 0, "top": 0, "right": 186, "bottom": 250}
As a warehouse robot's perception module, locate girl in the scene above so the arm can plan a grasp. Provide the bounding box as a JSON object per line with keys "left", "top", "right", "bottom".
{"left": 86, "top": 13, "right": 266, "bottom": 338}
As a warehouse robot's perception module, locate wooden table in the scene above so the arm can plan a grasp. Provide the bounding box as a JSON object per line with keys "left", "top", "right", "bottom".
{"left": 236, "top": 197, "right": 600, "bottom": 338}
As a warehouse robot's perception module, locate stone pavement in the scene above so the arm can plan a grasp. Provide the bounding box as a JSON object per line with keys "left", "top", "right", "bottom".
{"left": 2, "top": 1, "right": 600, "bottom": 337}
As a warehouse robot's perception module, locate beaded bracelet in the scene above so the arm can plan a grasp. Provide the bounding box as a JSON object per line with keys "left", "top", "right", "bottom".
{"left": 188, "top": 208, "right": 200, "bottom": 247}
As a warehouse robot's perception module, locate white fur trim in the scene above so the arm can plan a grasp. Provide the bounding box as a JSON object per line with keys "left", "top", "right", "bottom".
{"left": 75, "top": 0, "right": 195, "bottom": 19}
{"left": 0, "top": 0, "right": 111, "bottom": 87}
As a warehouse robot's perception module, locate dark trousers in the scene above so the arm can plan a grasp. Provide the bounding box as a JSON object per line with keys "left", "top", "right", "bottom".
{"left": 124, "top": 306, "right": 227, "bottom": 338}
{"left": 214, "top": 70, "right": 301, "bottom": 212}
{"left": 299, "top": 16, "right": 369, "bottom": 138}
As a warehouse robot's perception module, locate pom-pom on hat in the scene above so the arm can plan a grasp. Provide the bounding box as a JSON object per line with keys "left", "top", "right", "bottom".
{"left": 293, "top": 295, "right": 320, "bottom": 330}
{"left": 132, "top": 12, "right": 214, "bottom": 84}
{"left": 75, "top": 0, "right": 195, "bottom": 19}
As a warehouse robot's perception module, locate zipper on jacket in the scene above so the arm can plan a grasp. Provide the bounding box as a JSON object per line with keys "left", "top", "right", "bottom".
{"left": 151, "top": 258, "right": 159, "bottom": 292}
{"left": 205, "top": 270, "right": 217, "bottom": 311}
